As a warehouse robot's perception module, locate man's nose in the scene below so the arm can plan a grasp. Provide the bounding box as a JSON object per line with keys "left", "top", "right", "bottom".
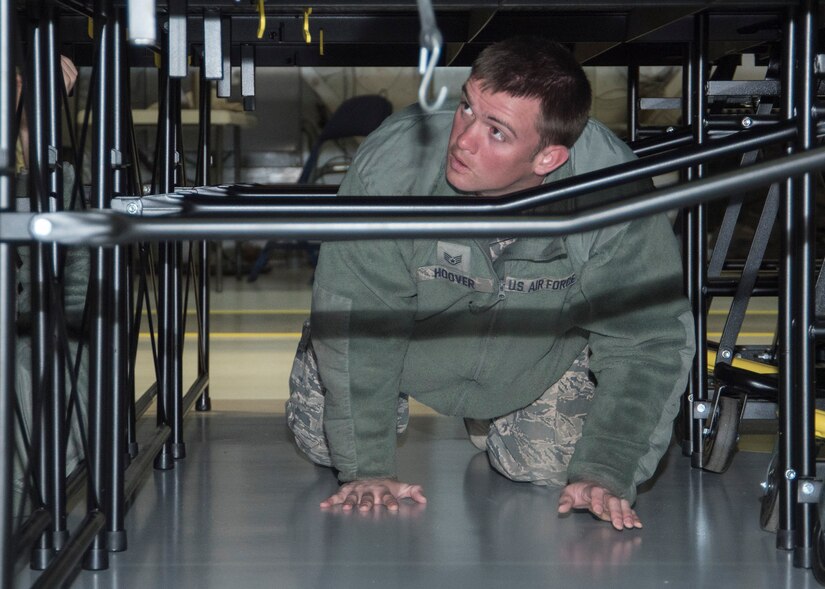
{"left": 456, "top": 122, "right": 478, "bottom": 153}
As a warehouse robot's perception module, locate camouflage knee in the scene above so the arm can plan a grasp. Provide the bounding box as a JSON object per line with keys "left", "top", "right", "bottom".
{"left": 486, "top": 346, "right": 594, "bottom": 486}
{"left": 285, "top": 320, "right": 332, "bottom": 466}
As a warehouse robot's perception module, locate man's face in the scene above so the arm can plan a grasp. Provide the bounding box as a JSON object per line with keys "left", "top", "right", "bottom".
{"left": 445, "top": 77, "right": 567, "bottom": 197}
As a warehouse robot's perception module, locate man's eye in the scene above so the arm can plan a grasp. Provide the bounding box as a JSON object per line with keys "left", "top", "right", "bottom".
{"left": 460, "top": 101, "right": 473, "bottom": 115}
{"left": 490, "top": 127, "right": 505, "bottom": 141}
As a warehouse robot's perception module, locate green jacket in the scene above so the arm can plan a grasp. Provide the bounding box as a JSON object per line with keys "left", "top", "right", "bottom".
{"left": 311, "top": 104, "right": 695, "bottom": 501}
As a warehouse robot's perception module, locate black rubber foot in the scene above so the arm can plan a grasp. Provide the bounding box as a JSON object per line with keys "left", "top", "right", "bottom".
{"left": 82, "top": 548, "right": 108, "bottom": 571}
{"left": 53, "top": 530, "right": 69, "bottom": 552}
{"left": 128, "top": 442, "right": 140, "bottom": 459}
{"left": 681, "top": 439, "right": 692, "bottom": 457}
{"left": 154, "top": 452, "right": 175, "bottom": 471}
{"left": 690, "top": 453, "right": 704, "bottom": 469}
{"left": 30, "top": 548, "right": 53, "bottom": 571}
{"left": 196, "top": 397, "right": 212, "bottom": 412}
{"left": 171, "top": 442, "right": 186, "bottom": 460}
{"left": 107, "top": 529, "right": 128, "bottom": 552}
{"left": 777, "top": 529, "right": 795, "bottom": 551}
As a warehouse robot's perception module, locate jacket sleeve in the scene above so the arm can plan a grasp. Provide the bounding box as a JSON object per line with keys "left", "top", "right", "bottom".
{"left": 312, "top": 238, "right": 417, "bottom": 482}
{"left": 310, "top": 154, "right": 418, "bottom": 482}
{"left": 565, "top": 214, "right": 695, "bottom": 502}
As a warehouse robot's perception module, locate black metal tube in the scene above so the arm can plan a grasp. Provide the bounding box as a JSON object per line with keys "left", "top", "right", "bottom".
{"left": 196, "top": 67, "right": 211, "bottom": 412}
{"left": 689, "top": 12, "right": 709, "bottom": 469}
{"left": 44, "top": 1, "right": 69, "bottom": 555}
{"left": 627, "top": 65, "right": 638, "bottom": 143}
{"left": 792, "top": 0, "right": 817, "bottom": 569}
{"left": 106, "top": 5, "right": 127, "bottom": 554}
{"left": 27, "top": 143, "right": 825, "bottom": 246}
{"left": 153, "top": 37, "right": 175, "bottom": 471}
{"left": 0, "top": 0, "right": 16, "bottom": 584}
{"left": 83, "top": 0, "right": 113, "bottom": 571}
{"left": 26, "top": 3, "right": 56, "bottom": 570}
{"left": 778, "top": 5, "right": 797, "bottom": 553}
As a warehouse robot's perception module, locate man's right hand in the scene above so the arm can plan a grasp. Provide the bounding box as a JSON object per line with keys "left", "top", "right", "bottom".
{"left": 320, "top": 478, "right": 427, "bottom": 512}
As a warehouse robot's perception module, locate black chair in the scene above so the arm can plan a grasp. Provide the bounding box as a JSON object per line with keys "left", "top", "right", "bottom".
{"left": 247, "top": 94, "right": 393, "bottom": 282}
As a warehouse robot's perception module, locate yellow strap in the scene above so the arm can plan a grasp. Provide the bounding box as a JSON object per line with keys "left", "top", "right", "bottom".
{"left": 257, "top": 0, "right": 266, "bottom": 39}
{"left": 88, "top": 17, "right": 94, "bottom": 39}
{"left": 303, "top": 8, "right": 312, "bottom": 44}
{"left": 319, "top": 28, "right": 324, "bottom": 55}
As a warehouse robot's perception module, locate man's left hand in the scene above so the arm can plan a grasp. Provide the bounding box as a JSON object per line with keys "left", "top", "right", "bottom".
{"left": 557, "top": 481, "right": 642, "bottom": 531}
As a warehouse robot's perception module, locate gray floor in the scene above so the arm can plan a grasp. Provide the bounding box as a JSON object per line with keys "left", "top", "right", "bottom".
{"left": 16, "top": 411, "right": 816, "bottom": 589}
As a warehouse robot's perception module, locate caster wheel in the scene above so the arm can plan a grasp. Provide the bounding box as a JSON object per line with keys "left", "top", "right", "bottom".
{"left": 813, "top": 520, "right": 825, "bottom": 586}
{"left": 702, "top": 396, "right": 743, "bottom": 473}
{"left": 760, "top": 441, "right": 779, "bottom": 533}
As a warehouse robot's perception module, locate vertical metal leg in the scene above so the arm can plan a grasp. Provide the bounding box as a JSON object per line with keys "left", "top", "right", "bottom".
{"left": 688, "top": 12, "right": 709, "bottom": 468}
{"left": 83, "top": 0, "right": 115, "bottom": 571}
{"left": 196, "top": 67, "right": 211, "bottom": 413}
{"left": 778, "top": 6, "right": 798, "bottom": 553}
{"left": 792, "top": 0, "right": 818, "bottom": 569}
{"left": 26, "top": 1, "right": 56, "bottom": 570}
{"left": 0, "top": 0, "right": 18, "bottom": 585}
{"left": 106, "top": 6, "right": 128, "bottom": 553}
{"left": 627, "top": 65, "right": 638, "bottom": 143}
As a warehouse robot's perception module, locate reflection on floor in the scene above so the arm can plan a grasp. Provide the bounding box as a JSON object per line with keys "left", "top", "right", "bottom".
{"left": 35, "top": 413, "right": 814, "bottom": 589}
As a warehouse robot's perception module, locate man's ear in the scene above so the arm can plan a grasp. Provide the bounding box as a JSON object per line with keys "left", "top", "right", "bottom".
{"left": 532, "top": 145, "right": 569, "bottom": 176}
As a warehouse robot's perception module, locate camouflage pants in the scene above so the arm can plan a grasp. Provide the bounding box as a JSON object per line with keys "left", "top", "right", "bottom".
{"left": 286, "top": 320, "right": 593, "bottom": 486}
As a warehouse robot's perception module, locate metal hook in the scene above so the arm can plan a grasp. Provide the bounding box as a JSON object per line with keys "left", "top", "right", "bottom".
{"left": 416, "top": 0, "right": 447, "bottom": 112}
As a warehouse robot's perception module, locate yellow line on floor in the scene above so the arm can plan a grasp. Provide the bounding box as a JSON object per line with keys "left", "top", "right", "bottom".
{"left": 182, "top": 309, "right": 309, "bottom": 315}
{"left": 137, "top": 331, "right": 775, "bottom": 341}
{"left": 708, "top": 309, "right": 777, "bottom": 315}
{"left": 707, "top": 331, "right": 775, "bottom": 338}
{"left": 139, "top": 332, "right": 302, "bottom": 339}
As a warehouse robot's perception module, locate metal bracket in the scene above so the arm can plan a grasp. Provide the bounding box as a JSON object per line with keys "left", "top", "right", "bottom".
{"left": 797, "top": 478, "right": 823, "bottom": 503}
{"left": 204, "top": 10, "right": 223, "bottom": 81}
{"left": 112, "top": 194, "right": 185, "bottom": 217}
{"left": 168, "top": 0, "right": 188, "bottom": 78}
{"left": 241, "top": 44, "right": 256, "bottom": 111}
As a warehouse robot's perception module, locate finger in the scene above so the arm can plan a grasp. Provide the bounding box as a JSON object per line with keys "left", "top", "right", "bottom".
{"left": 557, "top": 492, "right": 574, "bottom": 514}
{"left": 381, "top": 493, "right": 400, "bottom": 511}
{"left": 605, "top": 496, "right": 625, "bottom": 531}
{"left": 320, "top": 490, "right": 347, "bottom": 509}
{"left": 622, "top": 501, "right": 643, "bottom": 529}
{"left": 342, "top": 492, "right": 359, "bottom": 511}
{"left": 407, "top": 485, "right": 427, "bottom": 504}
{"left": 358, "top": 492, "right": 375, "bottom": 512}
{"left": 589, "top": 488, "right": 605, "bottom": 518}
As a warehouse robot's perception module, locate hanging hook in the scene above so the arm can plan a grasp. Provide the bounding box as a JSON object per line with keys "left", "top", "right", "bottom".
{"left": 416, "top": 0, "right": 447, "bottom": 112}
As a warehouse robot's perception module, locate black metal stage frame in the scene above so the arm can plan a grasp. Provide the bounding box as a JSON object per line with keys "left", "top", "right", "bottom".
{"left": 1, "top": 0, "right": 824, "bottom": 587}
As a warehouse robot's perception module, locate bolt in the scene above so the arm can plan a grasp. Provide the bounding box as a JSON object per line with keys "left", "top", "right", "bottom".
{"left": 741, "top": 116, "right": 753, "bottom": 128}
{"left": 721, "top": 349, "right": 732, "bottom": 359}
{"left": 760, "top": 481, "right": 768, "bottom": 490}
{"left": 126, "top": 202, "right": 140, "bottom": 215}
{"left": 696, "top": 403, "right": 707, "bottom": 414}
{"left": 32, "top": 218, "right": 53, "bottom": 237}
{"left": 786, "top": 469, "right": 797, "bottom": 480}
{"left": 802, "top": 482, "right": 816, "bottom": 495}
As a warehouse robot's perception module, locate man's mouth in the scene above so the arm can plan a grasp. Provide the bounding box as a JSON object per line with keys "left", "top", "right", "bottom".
{"left": 449, "top": 151, "right": 469, "bottom": 173}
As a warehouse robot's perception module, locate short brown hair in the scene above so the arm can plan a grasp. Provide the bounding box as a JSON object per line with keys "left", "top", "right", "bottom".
{"left": 470, "top": 36, "right": 592, "bottom": 149}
